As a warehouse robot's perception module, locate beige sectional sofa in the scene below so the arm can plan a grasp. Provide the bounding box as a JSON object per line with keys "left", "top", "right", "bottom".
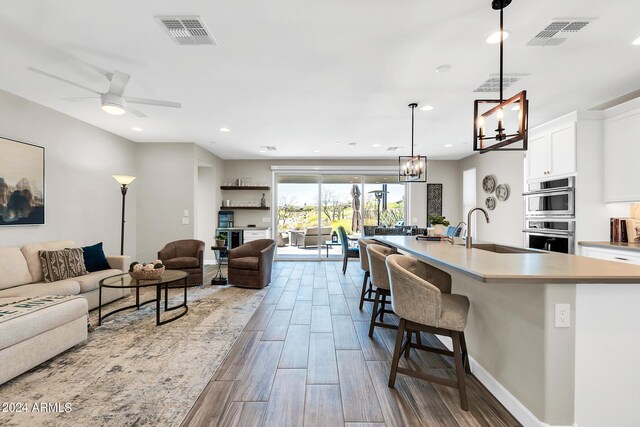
{"left": 0, "top": 240, "right": 130, "bottom": 310}
{"left": 0, "top": 240, "right": 130, "bottom": 385}
{"left": 0, "top": 295, "right": 88, "bottom": 385}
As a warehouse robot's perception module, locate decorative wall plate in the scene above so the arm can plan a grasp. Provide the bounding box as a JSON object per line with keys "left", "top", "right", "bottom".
{"left": 482, "top": 175, "right": 497, "bottom": 193}
{"left": 485, "top": 196, "right": 496, "bottom": 211}
{"left": 495, "top": 184, "right": 510, "bottom": 201}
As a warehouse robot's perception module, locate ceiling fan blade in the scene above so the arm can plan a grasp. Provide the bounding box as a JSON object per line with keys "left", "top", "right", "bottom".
{"left": 28, "top": 67, "right": 102, "bottom": 95}
{"left": 125, "top": 104, "right": 148, "bottom": 118}
{"left": 61, "top": 96, "right": 99, "bottom": 102}
{"left": 125, "top": 96, "right": 181, "bottom": 108}
{"left": 107, "top": 70, "right": 131, "bottom": 97}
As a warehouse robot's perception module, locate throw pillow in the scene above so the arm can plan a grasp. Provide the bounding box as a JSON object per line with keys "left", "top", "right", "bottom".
{"left": 82, "top": 242, "right": 111, "bottom": 272}
{"left": 39, "top": 248, "right": 88, "bottom": 283}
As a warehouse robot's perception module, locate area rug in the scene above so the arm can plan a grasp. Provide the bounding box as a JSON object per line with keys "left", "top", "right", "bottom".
{"left": 0, "top": 283, "right": 267, "bottom": 427}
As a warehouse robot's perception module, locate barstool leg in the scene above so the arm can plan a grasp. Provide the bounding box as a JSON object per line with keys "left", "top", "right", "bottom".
{"left": 359, "top": 271, "right": 370, "bottom": 310}
{"left": 388, "top": 318, "right": 406, "bottom": 388}
{"left": 380, "top": 293, "right": 386, "bottom": 322}
{"left": 403, "top": 329, "right": 412, "bottom": 358}
{"left": 368, "top": 289, "right": 381, "bottom": 337}
{"left": 460, "top": 331, "right": 471, "bottom": 374}
{"left": 452, "top": 331, "right": 469, "bottom": 411}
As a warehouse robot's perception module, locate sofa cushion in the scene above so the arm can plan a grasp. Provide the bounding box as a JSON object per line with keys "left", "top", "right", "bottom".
{"left": 164, "top": 257, "right": 199, "bottom": 269}
{"left": 0, "top": 280, "right": 80, "bottom": 299}
{"left": 82, "top": 242, "right": 111, "bottom": 272}
{"left": 21, "top": 240, "right": 76, "bottom": 283}
{"left": 40, "top": 248, "right": 88, "bottom": 283}
{"left": 229, "top": 256, "right": 259, "bottom": 271}
{"left": 0, "top": 296, "right": 87, "bottom": 350}
{"left": 0, "top": 247, "right": 32, "bottom": 290}
{"left": 74, "top": 269, "right": 122, "bottom": 293}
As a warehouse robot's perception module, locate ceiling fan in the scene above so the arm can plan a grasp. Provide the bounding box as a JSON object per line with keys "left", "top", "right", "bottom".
{"left": 27, "top": 67, "right": 181, "bottom": 117}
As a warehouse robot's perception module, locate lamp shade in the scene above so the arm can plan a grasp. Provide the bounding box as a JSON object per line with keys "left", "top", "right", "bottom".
{"left": 112, "top": 175, "right": 136, "bottom": 186}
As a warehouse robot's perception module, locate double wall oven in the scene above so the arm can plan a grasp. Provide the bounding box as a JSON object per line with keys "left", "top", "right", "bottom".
{"left": 523, "top": 177, "right": 575, "bottom": 254}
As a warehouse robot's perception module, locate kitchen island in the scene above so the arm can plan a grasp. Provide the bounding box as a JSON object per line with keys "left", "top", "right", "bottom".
{"left": 374, "top": 236, "right": 640, "bottom": 427}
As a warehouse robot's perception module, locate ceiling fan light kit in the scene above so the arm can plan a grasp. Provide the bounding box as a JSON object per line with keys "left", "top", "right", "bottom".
{"left": 473, "top": 0, "right": 529, "bottom": 153}
{"left": 28, "top": 67, "right": 181, "bottom": 118}
{"left": 398, "top": 103, "right": 427, "bottom": 183}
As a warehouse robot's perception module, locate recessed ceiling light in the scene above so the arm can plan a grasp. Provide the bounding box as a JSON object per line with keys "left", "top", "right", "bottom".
{"left": 131, "top": 127, "right": 143, "bottom": 132}
{"left": 383, "top": 178, "right": 388, "bottom": 180}
{"left": 444, "top": 144, "right": 453, "bottom": 148}
{"left": 258, "top": 149, "right": 266, "bottom": 153}
{"left": 435, "top": 64, "right": 452, "bottom": 74}
{"left": 312, "top": 149, "right": 320, "bottom": 153}
{"left": 420, "top": 105, "right": 435, "bottom": 112}
{"left": 219, "top": 127, "right": 230, "bottom": 132}
{"left": 486, "top": 30, "right": 510, "bottom": 44}
{"left": 633, "top": 36, "right": 640, "bottom": 46}
{"left": 372, "top": 144, "right": 381, "bottom": 147}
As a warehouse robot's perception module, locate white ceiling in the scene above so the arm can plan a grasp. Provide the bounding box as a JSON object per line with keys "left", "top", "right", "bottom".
{"left": 0, "top": 0, "right": 639, "bottom": 160}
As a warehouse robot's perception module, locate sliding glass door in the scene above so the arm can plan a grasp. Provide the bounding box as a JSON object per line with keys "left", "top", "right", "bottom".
{"left": 275, "top": 172, "right": 405, "bottom": 260}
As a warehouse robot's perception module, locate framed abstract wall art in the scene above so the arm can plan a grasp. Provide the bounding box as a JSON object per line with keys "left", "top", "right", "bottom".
{"left": 0, "top": 137, "right": 45, "bottom": 225}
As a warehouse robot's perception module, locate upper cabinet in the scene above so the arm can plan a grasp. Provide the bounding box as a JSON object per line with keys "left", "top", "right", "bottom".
{"left": 526, "top": 122, "right": 576, "bottom": 181}
{"left": 604, "top": 109, "right": 640, "bottom": 202}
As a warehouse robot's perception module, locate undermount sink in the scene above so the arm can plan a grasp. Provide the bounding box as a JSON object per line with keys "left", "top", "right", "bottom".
{"left": 459, "top": 243, "right": 542, "bottom": 254}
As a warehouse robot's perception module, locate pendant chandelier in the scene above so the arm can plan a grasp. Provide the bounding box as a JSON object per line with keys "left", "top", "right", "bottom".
{"left": 473, "top": 0, "right": 529, "bottom": 153}
{"left": 398, "top": 103, "right": 426, "bottom": 182}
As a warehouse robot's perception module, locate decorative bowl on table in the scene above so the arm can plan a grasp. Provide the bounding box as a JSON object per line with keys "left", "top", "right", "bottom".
{"left": 129, "top": 261, "right": 165, "bottom": 280}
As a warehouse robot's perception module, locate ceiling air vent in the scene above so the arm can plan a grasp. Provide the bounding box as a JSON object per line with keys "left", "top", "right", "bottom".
{"left": 260, "top": 146, "right": 277, "bottom": 151}
{"left": 474, "top": 74, "right": 527, "bottom": 93}
{"left": 526, "top": 19, "right": 594, "bottom": 47}
{"left": 156, "top": 16, "right": 217, "bottom": 45}
{"left": 387, "top": 146, "right": 402, "bottom": 151}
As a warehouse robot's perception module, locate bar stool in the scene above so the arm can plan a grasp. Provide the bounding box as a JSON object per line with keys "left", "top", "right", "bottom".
{"left": 358, "top": 238, "right": 377, "bottom": 310}
{"left": 366, "top": 244, "right": 398, "bottom": 337}
{"left": 386, "top": 254, "right": 471, "bottom": 411}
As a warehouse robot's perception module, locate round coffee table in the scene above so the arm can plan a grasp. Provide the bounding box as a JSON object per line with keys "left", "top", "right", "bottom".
{"left": 98, "top": 270, "right": 189, "bottom": 326}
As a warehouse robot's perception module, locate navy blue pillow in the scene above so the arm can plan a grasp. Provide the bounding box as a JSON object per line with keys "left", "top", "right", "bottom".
{"left": 82, "top": 242, "right": 111, "bottom": 272}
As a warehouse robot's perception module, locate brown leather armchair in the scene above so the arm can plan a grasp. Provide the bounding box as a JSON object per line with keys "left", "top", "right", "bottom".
{"left": 157, "top": 239, "right": 205, "bottom": 286}
{"left": 228, "top": 239, "right": 276, "bottom": 288}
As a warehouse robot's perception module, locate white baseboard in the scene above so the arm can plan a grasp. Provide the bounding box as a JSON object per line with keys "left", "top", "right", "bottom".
{"left": 433, "top": 335, "right": 576, "bottom": 427}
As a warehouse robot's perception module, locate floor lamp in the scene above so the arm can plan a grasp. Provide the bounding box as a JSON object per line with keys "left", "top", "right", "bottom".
{"left": 112, "top": 175, "right": 136, "bottom": 255}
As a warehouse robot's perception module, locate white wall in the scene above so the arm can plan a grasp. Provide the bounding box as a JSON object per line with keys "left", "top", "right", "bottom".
{"left": 459, "top": 151, "right": 525, "bottom": 247}
{"left": 196, "top": 146, "right": 224, "bottom": 262}
{"left": 135, "top": 143, "right": 197, "bottom": 261}
{"left": 407, "top": 160, "right": 462, "bottom": 228}
{"left": 0, "top": 89, "right": 137, "bottom": 256}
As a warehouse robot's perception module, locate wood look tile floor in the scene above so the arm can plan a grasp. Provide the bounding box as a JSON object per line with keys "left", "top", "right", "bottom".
{"left": 182, "top": 261, "right": 521, "bottom": 427}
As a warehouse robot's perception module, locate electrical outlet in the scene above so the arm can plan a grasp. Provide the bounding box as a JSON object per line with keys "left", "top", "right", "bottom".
{"left": 183, "top": 210, "right": 189, "bottom": 217}
{"left": 182, "top": 217, "right": 190, "bottom": 225}
{"left": 555, "top": 303, "right": 570, "bottom": 328}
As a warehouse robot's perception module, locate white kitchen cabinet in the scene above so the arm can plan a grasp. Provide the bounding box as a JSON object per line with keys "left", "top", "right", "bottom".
{"left": 604, "top": 109, "right": 640, "bottom": 202}
{"left": 581, "top": 246, "right": 640, "bottom": 265}
{"left": 243, "top": 228, "right": 271, "bottom": 243}
{"left": 526, "top": 122, "right": 576, "bottom": 181}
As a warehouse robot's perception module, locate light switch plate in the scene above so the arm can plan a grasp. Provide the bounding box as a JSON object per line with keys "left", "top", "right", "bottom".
{"left": 262, "top": 217, "right": 270, "bottom": 223}
{"left": 182, "top": 217, "right": 190, "bottom": 225}
{"left": 183, "top": 210, "right": 189, "bottom": 217}
{"left": 555, "top": 303, "right": 570, "bottom": 328}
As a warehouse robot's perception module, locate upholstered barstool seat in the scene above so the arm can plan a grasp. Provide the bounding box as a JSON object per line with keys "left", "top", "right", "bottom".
{"left": 358, "top": 238, "right": 377, "bottom": 310}
{"left": 386, "top": 254, "right": 471, "bottom": 411}
{"left": 366, "top": 243, "right": 398, "bottom": 337}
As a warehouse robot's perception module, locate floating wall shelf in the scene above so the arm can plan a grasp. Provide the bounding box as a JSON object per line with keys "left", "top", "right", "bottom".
{"left": 220, "top": 186, "right": 270, "bottom": 191}
{"left": 220, "top": 206, "right": 270, "bottom": 210}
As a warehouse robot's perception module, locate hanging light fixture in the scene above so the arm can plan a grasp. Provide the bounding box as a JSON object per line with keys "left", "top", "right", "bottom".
{"left": 473, "top": 0, "right": 529, "bottom": 153}
{"left": 398, "top": 103, "right": 427, "bottom": 182}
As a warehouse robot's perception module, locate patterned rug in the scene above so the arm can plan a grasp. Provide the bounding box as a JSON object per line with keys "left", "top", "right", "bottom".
{"left": 0, "top": 281, "right": 267, "bottom": 427}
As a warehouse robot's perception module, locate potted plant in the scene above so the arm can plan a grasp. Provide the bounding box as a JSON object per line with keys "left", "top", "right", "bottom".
{"left": 427, "top": 214, "right": 450, "bottom": 236}
{"left": 215, "top": 234, "right": 227, "bottom": 248}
